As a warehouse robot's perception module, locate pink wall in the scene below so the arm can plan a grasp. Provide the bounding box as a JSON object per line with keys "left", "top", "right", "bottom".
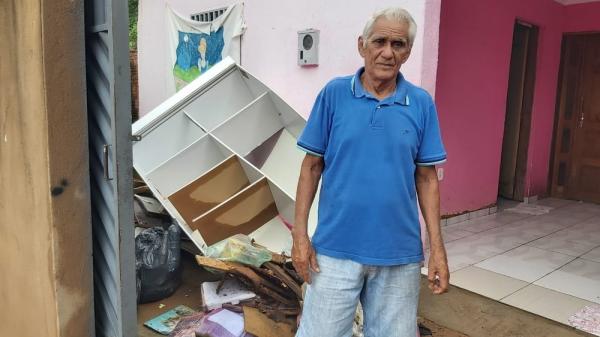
{"left": 138, "top": 0, "right": 439, "bottom": 118}
{"left": 435, "top": 0, "right": 564, "bottom": 214}
{"left": 564, "top": 2, "right": 600, "bottom": 32}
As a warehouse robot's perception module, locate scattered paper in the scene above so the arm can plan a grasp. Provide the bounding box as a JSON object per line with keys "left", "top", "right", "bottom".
{"left": 144, "top": 305, "right": 196, "bottom": 335}
{"left": 202, "top": 278, "right": 256, "bottom": 310}
{"left": 505, "top": 203, "right": 553, "bottom": 215}
{"left": 569, "top": 305, "right": 600, "bottom": 336}
{"left": 207, "top": 309, "right": 245, "bottom": 336}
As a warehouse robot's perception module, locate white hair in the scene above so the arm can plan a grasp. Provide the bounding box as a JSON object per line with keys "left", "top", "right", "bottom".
{"left": 361, "top": 7, "right": 417, "bottom": 47}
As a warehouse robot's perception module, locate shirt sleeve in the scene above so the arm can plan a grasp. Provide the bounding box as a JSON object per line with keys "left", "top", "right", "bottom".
{"left": 297, "top": 87, "right": 331, "bottom": 157}
{"left": 415, "top": 99, "right": 447, "bottom": 166}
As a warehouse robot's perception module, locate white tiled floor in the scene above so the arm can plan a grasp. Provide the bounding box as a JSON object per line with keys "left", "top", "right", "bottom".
{"left": 423, "top": 198, "right": 600, "bottom": 332}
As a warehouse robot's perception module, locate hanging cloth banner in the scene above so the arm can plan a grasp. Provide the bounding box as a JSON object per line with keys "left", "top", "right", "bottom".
{"left": 166, "top": 3, "right": 245, "bottom": 92}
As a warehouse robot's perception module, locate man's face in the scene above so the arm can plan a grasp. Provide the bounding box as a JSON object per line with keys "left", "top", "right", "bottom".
{"left": 358, "top": 17, "right": 412, "bottom": 83}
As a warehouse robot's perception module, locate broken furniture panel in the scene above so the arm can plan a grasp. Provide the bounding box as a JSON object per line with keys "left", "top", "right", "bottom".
{"left": 132, "top": 58, "right": 316, "bottom": 254}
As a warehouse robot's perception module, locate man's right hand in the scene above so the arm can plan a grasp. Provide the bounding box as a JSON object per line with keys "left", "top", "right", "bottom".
{"left": 291, "top": 234, "right": 320, "bottom": 284}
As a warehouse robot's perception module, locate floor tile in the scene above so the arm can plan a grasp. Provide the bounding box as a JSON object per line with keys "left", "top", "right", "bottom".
{"left": 450, "top": 266, "right": 528, "bottom": 300}
{"left": 475, "top": 245, "right": 575, "bottom": 283}
{"left": 548, "top": 208, "right": 598, "bottom": 225}
{"left": 422, "top": 227, "right": 475, "bottom": 249}
{"left": 501, "top": 284, "right": 596, "bottom": 325}
{"left": 527, "top": 229, "right": 600, "bottom": 257}
{"left": 581, "top": 246, "right": 600, "bottom": 263}
{"left": 442, "top": 227, "right": 475, "bottom": 243}
{"left": 570, "top": 220, "right": 600, "bottom": 238}
{"left": 482, "top": 220, "right": 565, "bottom": 244}
{"left": 452, "top": 231, "right": 523, "bottom": 253}
{"left": 533, "top": 198, "right": 578, "bottom": 209}
{"left": 451, "top": 212, "right": 527, "bottom": 233}
{"left": 535, "top": 258, "right": 600, "bottom": 304}
{"left": 424, "top": 239, "right": 501, "bottom": 273}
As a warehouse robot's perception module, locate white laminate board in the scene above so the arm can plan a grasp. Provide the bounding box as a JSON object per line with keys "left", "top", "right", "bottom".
{"left": 212, "top": 93, "right": 284, "bottom": 156}
{"left": 146, "top": 135, "right": 232, "bottom": 196}
{"left": 184, "top": 69, "right": 259, "bottom": 131}
{"left": 133, "top": 111, "right": 206, "bottom": 174}
{"left": 268, "top": 91, "right": 305, "bottom": 131}
{"left": 267, "top": 180, "right": 295, "bottom": 224}
{"left": 259, "top": 129, "right": 305, "bottom": 197}
{"left": 249, "top": 217, "right": 293, "bottom": 254}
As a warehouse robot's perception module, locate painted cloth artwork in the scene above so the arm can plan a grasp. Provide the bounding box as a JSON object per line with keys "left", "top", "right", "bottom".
{"left": 297, "top": 68, "right": 447, "bottom": 265}
{"left": 166, "top": 3, "right": 245, "bottom": 92}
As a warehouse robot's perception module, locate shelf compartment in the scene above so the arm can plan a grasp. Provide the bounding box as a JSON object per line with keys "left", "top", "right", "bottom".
{"left": 146, "top": 135, "right": 232, "bottom": 197}
{"left": 190, "top": 178, "right": 279, "bottom": 246}
{"left": 133, "top": 111, "right": 206, "bottom": 175}
{"left": 212, "top": 92, "right": 306, "bottom": 196}
{"left": 168, "top": 155, "right": 263, "bottom": 224}
{"left": 183, "top": 68, "right": 268, "bottom": 131}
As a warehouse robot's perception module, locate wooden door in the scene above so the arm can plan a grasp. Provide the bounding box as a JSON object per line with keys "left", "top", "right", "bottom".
{"left": 551, "top": 33, "right": 600, "bottom": 203}
{"left": 499, "top": 22, "right": 538, "bottom": 200}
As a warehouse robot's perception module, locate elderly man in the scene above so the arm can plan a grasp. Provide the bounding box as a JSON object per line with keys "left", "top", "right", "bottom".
{"left": 292, "top": 7, "right": 449, "bottom": 337}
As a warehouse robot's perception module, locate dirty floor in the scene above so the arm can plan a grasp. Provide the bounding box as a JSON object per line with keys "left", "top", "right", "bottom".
{"left": 137, "top": 252, "right": 221, "bottom": 337}
{"left": 137, "top": 253, "right": 468, "bottom": 337}
{"left": 419, "top": 318, "right": 469, "bottom": 337}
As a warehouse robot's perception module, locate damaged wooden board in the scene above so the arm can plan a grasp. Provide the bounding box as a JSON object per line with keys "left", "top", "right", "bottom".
{"left": 195, "top": 256, "right": 299, "bottom": 307}
{"left": 168, "top": 155, "right": 251, "bottom": 223}
{"left": 243, "top": 306, "right": 295, "bottom": 337}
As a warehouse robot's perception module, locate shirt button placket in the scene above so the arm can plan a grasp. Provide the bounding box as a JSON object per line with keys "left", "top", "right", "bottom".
{"left": 371, "top": 105, "right": 384, "bottom": 129}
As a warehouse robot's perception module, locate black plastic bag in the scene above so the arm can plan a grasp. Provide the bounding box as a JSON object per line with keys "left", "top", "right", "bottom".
{"left": 135, "top": 224, "right": 182, "bottom": 303}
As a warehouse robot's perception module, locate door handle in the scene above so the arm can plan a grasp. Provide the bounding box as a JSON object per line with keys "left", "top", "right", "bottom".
{"left": 103, "top": 144, "right": 113, "bottom": 181}
{"left": 578, "top": 96, "right": 585, "bottom": 128}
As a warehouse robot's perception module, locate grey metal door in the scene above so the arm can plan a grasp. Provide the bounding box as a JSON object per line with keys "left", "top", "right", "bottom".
{"left": 84, "top": 0, "right": 136, "bottom": 335}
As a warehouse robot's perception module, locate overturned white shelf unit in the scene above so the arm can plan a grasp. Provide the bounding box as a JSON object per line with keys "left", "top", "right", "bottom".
{"left": 132, "top": 57, "right": 318, "bottom": 254}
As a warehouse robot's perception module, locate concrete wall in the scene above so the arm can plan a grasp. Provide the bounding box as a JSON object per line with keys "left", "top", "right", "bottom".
{"left": 435, "top": 0, "right": 564, "bottom": 214}
{"left": 138, "top": 0, "right": 440, "bottom": 117}
{"left": 564, "top": 1, "right": 600, "bottom": 32}
{"left": 0, "top": 1, "right": 93, "bottom": 336}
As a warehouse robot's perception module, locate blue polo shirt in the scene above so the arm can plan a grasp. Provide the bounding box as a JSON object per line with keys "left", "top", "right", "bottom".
{"left": 297, "top": 68, "right": 447, "bottom": 266}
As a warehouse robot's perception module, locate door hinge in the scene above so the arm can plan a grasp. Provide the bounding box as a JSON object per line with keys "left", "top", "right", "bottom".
{"left": 131, "top": 134, "right": 142, "bottom": 141}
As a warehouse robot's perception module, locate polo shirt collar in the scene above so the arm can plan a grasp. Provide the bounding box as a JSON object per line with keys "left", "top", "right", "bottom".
{"left": 350, "top": 67, "right": 410, "bottom": 105}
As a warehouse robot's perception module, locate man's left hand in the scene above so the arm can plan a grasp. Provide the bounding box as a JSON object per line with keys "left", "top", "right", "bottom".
{"left": 427, "top": 248, "right": 449, "bottom": 294}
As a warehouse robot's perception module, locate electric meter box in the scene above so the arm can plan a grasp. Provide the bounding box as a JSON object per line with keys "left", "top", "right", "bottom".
{"left": 298, "top": 29, "right": 319, "bottom": 66}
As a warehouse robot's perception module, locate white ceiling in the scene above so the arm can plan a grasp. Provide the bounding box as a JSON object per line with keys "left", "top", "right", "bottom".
{"left": 554, "top": 0, "right": 600, "bottom": 5}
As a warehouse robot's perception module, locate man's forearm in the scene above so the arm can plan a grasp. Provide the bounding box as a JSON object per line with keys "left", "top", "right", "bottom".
{"left": 293, "top": 155, "right": 323, "bottom": 237}
{"left": 415, "top": 166, "right": 444, "bottom": 251}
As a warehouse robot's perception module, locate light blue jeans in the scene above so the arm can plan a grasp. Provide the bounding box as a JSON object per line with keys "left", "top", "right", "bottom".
{"left": 296, "top": 254, "right": 421, "bottom": 337}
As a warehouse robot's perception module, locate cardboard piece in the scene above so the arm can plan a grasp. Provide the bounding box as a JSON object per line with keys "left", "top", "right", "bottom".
{"left": 243, "top": 306, "right": 295, "bottom": 337}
